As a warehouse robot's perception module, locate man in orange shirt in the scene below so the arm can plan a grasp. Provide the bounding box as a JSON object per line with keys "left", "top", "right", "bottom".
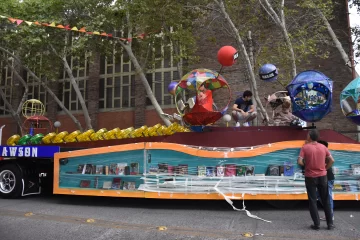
{"left": 297, "top": 129, "right": 335, "bottom": 230}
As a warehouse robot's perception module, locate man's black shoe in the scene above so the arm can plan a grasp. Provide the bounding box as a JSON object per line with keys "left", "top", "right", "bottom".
{"left": 327, "top": 224, "right": 335, "bottom": 230}
{"left": 310, "top": 225, "right": 320, "bottom": 230}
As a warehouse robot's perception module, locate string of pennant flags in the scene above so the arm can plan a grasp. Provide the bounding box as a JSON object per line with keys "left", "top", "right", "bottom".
{"left": 0, "top": 14, "right": 150, "bottom": 42}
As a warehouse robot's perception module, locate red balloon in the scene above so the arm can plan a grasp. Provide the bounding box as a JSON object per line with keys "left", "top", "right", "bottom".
{"left": 217, "top": 46, "right": 238, "bottom": 66}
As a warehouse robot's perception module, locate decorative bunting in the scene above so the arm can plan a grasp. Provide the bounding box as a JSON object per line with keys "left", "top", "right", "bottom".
{"left": 8, "top": 18, "right": 16, "bottom": 23}
{"left": 137, "top": 33, "right": 146, "bottom": 39}
{"left": 16, "top": 20, "right": 23, "bottom": 25}
{"left": 0, "top": 14, "right": 151, "bottom": 43}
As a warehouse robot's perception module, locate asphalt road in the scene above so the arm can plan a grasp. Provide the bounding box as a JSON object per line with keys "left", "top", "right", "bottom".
{"left": 0, "top": 194, "right": 359, "bottom": 240}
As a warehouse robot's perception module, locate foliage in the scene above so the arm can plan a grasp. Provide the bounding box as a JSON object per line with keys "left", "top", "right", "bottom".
{"left": 203, "top": 0, "right": 334, "bottom": 84}
{"left": 349, "top": 0, "right": 360, "bottom": 63}
{"left": 0, "top": 0, "right": 199, "bottom": 78}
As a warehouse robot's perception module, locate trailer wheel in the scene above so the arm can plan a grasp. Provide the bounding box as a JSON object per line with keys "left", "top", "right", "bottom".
{"left": 0, "top": 164, "right": 23, "bottom": 198}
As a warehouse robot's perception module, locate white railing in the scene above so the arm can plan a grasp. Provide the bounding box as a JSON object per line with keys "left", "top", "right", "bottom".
{"left": 0, "top": 125, "right": 5, "bottom": 145}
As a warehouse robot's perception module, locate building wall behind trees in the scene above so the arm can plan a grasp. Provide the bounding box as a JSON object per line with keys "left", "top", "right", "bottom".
{"left": 0, "top": 0, "right": 357, "bottom": 143}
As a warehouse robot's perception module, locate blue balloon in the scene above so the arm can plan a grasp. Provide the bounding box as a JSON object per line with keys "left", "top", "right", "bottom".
{"left": 286, "top": 70, "right": 333, "bottom": 123}
{"left": 259, "top": 63, "right": 278, "bottom": 82}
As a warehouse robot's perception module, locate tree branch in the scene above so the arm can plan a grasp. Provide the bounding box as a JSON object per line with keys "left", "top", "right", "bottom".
{"left": 215, "top": 0, "right": 269, "bottom": 123}
{"left": 49, "top": 43, "right": 92, "bottom": 130}
{"left": 0, "top": 46, "right": 84, "bottom": 131}
{"left": 0, "top": 54, "right": 29, "bottom": 115}
{"left": 0, "top": 86, "right": 23, "bottom": 132}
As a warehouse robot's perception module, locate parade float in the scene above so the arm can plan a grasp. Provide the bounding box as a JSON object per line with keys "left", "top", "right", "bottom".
{"left": 0, "top": 46, "right": 359, "bottom": 207}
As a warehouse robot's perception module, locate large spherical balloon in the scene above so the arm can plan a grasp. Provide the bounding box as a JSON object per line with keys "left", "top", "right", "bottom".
{"left": 286, "top": 70, "right": 333, "bottom": 123}
{"left": 175, "top": 68, "right": 232, "bottom": 126}
{"left": 340, "top": 77, "right": 360, "bottom": 125}
{"left": 217, "top": 46, "right": 238, "bottom": 66}
{"left": 259, "top": 63, "right": 278, "bottom": 82}
{"left": 168, "top": 81, "right": 178, "bottom": 96}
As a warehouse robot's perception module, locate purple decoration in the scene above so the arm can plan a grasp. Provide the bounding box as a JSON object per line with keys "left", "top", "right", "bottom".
{"left": 168, "top": 81, "right": 178, "bottom": 96}
{"left": 259, "top": 63, "right": 278, "bottom": 82}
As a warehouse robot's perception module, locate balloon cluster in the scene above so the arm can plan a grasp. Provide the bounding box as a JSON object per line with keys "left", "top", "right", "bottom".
{"left": 6, "top": 123, "right": 190, "bottom": 146}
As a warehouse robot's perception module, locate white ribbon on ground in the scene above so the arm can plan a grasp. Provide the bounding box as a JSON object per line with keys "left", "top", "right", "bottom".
{"left": 214, "top": 181, "right": 272, "bottom": 223}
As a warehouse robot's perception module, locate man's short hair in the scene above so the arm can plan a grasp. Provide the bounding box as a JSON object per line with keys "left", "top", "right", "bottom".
{"left": 308, "top": 129, "right": 320, "bottom": 141}
{"left": 317, "top": 140, "right": 328, "bottom": 148}
{"left": 243, "top": 90, "right": 253, "bottom": 98}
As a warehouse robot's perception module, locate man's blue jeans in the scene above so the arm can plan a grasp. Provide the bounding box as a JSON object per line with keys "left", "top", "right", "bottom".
{"left": 317, "top": 180, "right": 334, "bottom": 217}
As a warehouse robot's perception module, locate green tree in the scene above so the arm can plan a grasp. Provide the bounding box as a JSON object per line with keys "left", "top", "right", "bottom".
{"left": 1, "top": 0, "right": 199, "bottom": 130}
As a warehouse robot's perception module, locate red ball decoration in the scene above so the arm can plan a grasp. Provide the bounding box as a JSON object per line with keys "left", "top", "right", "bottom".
{"left": 217, "top": 46, "right": 238, "bottom": 67}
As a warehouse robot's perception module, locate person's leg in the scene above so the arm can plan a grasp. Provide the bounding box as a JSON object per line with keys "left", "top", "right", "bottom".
{"left": 317, "top": 176, "right": 334, "bottom": 228}
{"left": 328, "top": 180, "right": 334, "bottom": 219}
{"left": 232, "top": 110, "right": 244, "bottom": 126}
{"left": 245, "top": 112, "right": 257, "bottom": 122}
{"left": 305, "top": 177, "right": 320, "bottom": 228}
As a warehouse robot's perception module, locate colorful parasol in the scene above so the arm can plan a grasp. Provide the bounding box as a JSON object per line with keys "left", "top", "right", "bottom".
{"left": 178, "top": 69, "right": 228, "bottom": 91}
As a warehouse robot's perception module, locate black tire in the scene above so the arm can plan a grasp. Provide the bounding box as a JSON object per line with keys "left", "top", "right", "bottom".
{"left": 0, "top": 164, "right": 23, "bottom": 199}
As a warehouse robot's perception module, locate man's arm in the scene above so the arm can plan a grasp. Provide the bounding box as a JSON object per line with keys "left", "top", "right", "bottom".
{"left": 297, "top": 156, "right": 304, "bottom": 166}
{"left": 248, "top": 104, "right": 255, "bottom": 113}
{"left": 325, "top": 155, "right": 335, "bottom": 170}
{"left": 232, "top": 103, "right": 244, "bottom": 113}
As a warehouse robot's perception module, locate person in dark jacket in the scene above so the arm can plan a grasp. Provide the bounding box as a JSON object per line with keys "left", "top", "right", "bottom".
{"left": 317, "top": 140, "right": 335, "bottom": 221}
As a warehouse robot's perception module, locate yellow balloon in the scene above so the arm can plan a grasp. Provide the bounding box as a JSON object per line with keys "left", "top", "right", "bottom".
{"left": 42, "top": 132, "right": 57, "bottom": 144}
{"left": 89, "top": 133, "right": 99, "bottom": 141}
{"left": 7, "top": 135, "right": 21, "bottom": 146}
{"left": 95, "top": 128, "right": 107, "bottom": 140}
{"left": 115, "top": 130, "right": 123, "bottom": 139}
{"left": 52, "top": 131, "right": 69, "bottom": 143}
{"left": 64, "top": 130, "right": 81, "bottom": 143}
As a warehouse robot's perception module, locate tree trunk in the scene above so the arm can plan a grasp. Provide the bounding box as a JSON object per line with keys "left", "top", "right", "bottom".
{"left": 0, "top": 87, "right": 23, "bottom": 133}
{"left": 0, "top": 47, "right": 83, "bottom": 131}
{"left": 215, "top": 0, "right": 270, "bottom": 123}
{"left": 247, "top": 31, "right": 258, "bottom": 126}
{"left": 11, "top": 60, "right": 23, "bottom": 114}
{"left": 316, "top": 8, "right": 358, "bottom": 77}
{"left": 87, "top": 51, "right": 101, "bottom": 130}
{"left": 120, "top": 42, "right": 172, "bottom": 126}
{"left": 0, "top": 56, "right": 29, "bottom": 116}
{"left": 46, "top": 81, "right": 59, "bottom": 124}
{"left": 134, "top": 74, "right": 146, "bottom": 128}
{"left": 259, "top": 0, "right": 297, "bottom": 79}
{"left": 62, "top": 57, "right": 93, "bottom": 130}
